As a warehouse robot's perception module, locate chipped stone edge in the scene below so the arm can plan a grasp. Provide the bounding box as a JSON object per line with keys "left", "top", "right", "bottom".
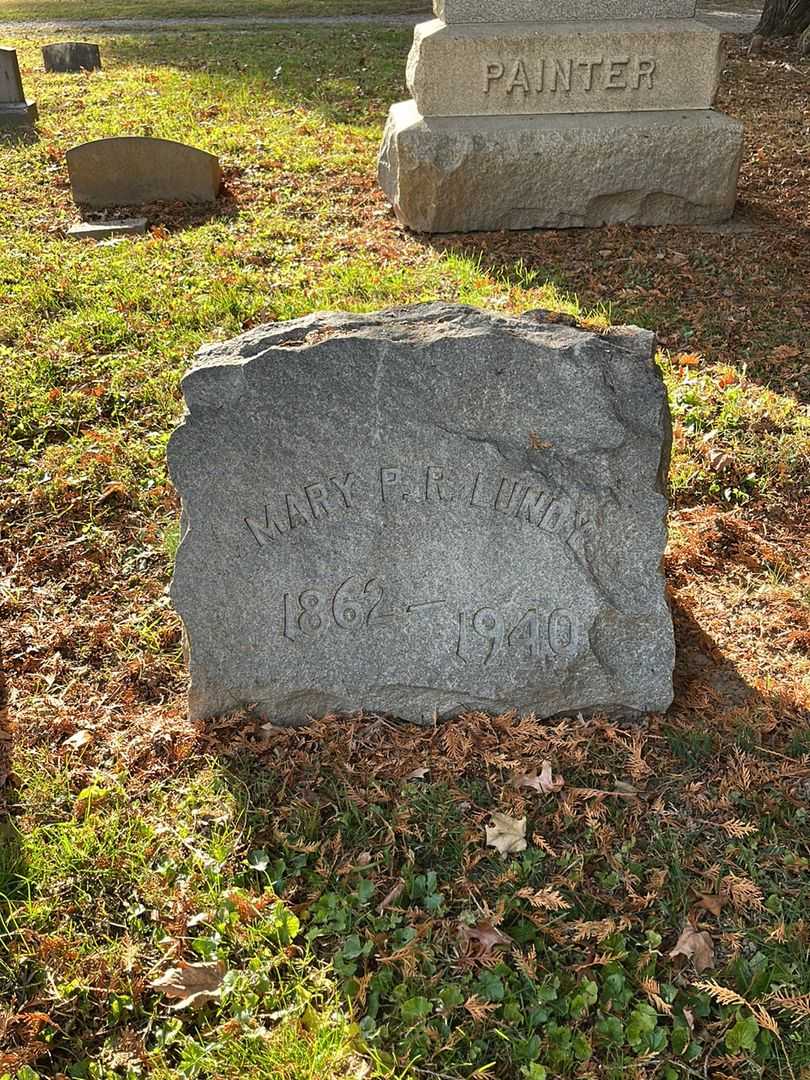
{"left": 168, "top": 303, "right": 675, "bottom": 726}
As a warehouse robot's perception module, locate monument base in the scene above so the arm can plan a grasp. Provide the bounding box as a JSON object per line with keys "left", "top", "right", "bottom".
{"left": 378, "top": 101, "right": 743, "bottom": 233}
{"left": 0, "top": 100, "right": 37, "bottom": 128}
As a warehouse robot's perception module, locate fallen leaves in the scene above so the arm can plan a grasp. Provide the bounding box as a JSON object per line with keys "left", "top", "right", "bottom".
{"left": 640, "top": 977, "right": 673, "bottom": 1015}
{"left": 697, "top": 893, "right": 726, "bottom": 918}
{"left": 722, "top": 874, "right": 765, "bottom": 913}
{"left": 150, "top": 960, "right": 226, "bottom": 1010}
{"left": 405, "top": 766, "right": 430, "bottom": 781}
{"left": 511, "top": 759, "right": 564, "bottom": 794}
{"left": 675, "top": 351, "right": 702, "bottom": 367}
{"left": 222, "top": 889, "right": 260, "bottom": 923}
{"left": 485, "top": 812, "right": 527, "bottom": 857}
{"left": 464, "top": 995, "right": 499, "bottom": 1022}
{"left": 719, "top": 818, "right": 759, "bottom": 839}
{"left": 95, "top": 481, "right": 130, "bottom": 507}
{"left": 516, "top": 886, "right": 569, "bottom": 912}
{"left": 770, "top": 343, "right": 801, "bottom": 362}
{"left": 73, "top": 784, "right": 109, "bottom": 818}
{"left": 63, "top": 729, "right": 93, "bottom": 751}
{"left": 458, "top": 921, "right": 512, "bottom": 959}
{"left": 376, "top": 880, "right": 405, "bottom": 915}
{"left": 669, "top": 924, "right": 715, "bottom": 973}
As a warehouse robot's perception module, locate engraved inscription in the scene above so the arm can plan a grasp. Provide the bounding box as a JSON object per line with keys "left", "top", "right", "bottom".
{"left": 246, "top": 471, "right": 357, "bottom": 544}
{"left": 456, "top": 603, "right": 584, "bottom": 667}
{"left": 283, "top": 575, "right": 444, "bottom": 641}
{"left": 245, "top": 463, "right": 597, "bottom": 555}
{"left": 281, "top": 576, "right": 587, "bottom": 672}
{"left": 484, "top": 54, "right": 656, "bottom": 95}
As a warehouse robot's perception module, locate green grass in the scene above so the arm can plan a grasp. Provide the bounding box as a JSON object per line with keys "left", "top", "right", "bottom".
{"left": 1, "top": 24, "right": 810, "bottom": 1080}
{"left": 4, "top": 717, "right": 810, "bottom": 1079}
{"left": 0, "top": 0, "right": 428, "bottom": 21}
{"left": 3, "top": 33, "right": 808, "bottom": 520}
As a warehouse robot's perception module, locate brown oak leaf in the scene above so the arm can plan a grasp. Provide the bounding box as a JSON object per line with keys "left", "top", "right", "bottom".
{"left": 459, "top": 921, "right": 512, "bottom": 957}
{"left": 406, "top": 766, "right": 430, "bottom": 781}
{"left": 63, "top": 729, "right": 93, "bottom": 751}
{"left": 150, "top": 960, "right": 226, "bottom": 1010}
{"left": 512, "top": 760, "right": 564, "bottom": 795}
{"left": 377, "top": 880, "right": 405, "bottom": 915}
{"left": 485, "top": 812, "right": 527, "bottom": 857}
{"left": 668, "top": 924, "right": 714, "bottom": 973}
{"left": 697, "top": 893, "right": 725, "bottom": 918}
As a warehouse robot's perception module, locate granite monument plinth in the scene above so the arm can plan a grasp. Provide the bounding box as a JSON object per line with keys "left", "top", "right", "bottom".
{"left": 378, "top": 0, "right": 742, "bottom": 230}
{"left": 42, "top": 42, "right": 102, "bottom": 73}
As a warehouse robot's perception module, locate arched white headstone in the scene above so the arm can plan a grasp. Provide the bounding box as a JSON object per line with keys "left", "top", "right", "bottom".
{"left": 66, "top": 136, "right": 221, "bottom": 207}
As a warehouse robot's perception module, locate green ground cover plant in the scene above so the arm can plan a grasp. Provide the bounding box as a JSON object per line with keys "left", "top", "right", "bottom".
{"left": 1, "top": 21, "right": 809, "bottom": 1080}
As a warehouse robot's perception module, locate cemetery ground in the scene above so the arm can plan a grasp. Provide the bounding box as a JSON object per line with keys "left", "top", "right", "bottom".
{"left": 0, "top": 0, "right": 427, "bottom": 22}
{"left": 1, "top": 20, "right": 809, "bottom": 1080}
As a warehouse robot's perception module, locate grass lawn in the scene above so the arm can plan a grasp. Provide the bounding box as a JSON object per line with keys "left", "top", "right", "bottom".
{"left": 0, "top": 0, "right": 429, "bottom": 21}
{"left": 1, "top": 21, "right": 810, "bottom": 1080}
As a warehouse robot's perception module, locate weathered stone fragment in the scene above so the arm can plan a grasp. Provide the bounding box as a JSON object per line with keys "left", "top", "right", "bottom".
{"left": 0, "top": 47, "right": 36, "bottom": 127}
{"left": 435, "top": 0, "right": 695, "bottom": 21}
{"left": 66, "top": 136, "right": 221, "bottom": 207}
{"left": 378, "top": 102, "right": 743, "bottom": 231}
{"left": 407, "top": 19, "right": 721, "bottom": 116}
{"left": 42, "top": 42, "right": 102, "bottom": 73}
{"left": 168, "top": 303, "right": 675, "bottom": 726}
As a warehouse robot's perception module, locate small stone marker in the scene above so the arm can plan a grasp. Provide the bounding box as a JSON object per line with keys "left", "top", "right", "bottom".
{"left": 67, "top": 217, "right": 147, "bottom": 240}
{"left": 42, "top": 42, "right": 102, "bottom": 73}
{"left": 379, "top": 0, "right": 743, "bottom": 229}
{"left": 0, "top": 47, "right": 37, "bottom": 128}
{"left": 66, "top": 136, "right": 221, "bottom": 207}
{"left": 168, "top": 303, "right": 675, "bottom": 725}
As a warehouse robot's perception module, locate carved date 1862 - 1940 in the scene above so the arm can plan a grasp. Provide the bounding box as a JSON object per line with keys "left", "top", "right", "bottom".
{"left": 282, "top": 575, "right": 585, "bottom": 669}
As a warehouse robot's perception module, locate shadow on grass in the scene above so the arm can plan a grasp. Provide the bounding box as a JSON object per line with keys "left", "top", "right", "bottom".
{"left": 73, "top": 186, "right": 242, "bottom": 232}
{"left": 417, "top": 214, "right": 810, "bottom": 405}
{"left": 671, "top": 593, "right": 756, "bottom": 713}
{"left": 0, "top": 123, "right": 39, "bottom": 147}
{"left": 104, "top": 24, "right": 409, "bottom": 126}
{"left": 0, "top": 717, "right": 36, "bottom": 1041}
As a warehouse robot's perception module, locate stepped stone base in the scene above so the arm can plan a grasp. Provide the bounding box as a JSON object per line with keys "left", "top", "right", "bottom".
{"left": 0, "top": 100, "right": 37, "bottom": 128}
{"left": 378, "top": 101, "right": 743, "bottom": 233}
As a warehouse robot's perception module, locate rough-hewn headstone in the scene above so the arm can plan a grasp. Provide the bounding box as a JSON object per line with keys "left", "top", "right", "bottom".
{"left": 66, "top": 136, "right": 221, "bottom": 207}
{"left": 42, "top": 42, "right": 102, "bottom": 73}
{"left": 0, "top": 47, "right": 37, "bottom": 127}
{"left": 378, "top": 0, "right": 742, "bottom": 230}
{"left": 169, "top": 304, "right": 675, "bottom": 725}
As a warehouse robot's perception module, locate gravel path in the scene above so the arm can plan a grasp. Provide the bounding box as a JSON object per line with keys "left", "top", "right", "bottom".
{"left": 0, "top": 12, "right": 421, "bottom": 31}
{"left": 0, "top": 7, "right": 760, "bottom": 33}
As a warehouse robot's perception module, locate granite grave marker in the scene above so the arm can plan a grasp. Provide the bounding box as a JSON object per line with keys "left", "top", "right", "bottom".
{"left": 0, "top": 47, "right": 37, "bottom": 128}
{"left": 66, "top": 136, "right": 221, "bottom": 207}
{"left": 168, "top": 304, "right": 675, "bottom": 726}
{"left": 42, "top": 42, "right": 102, "bottom": 73}
{"left": 378, "top": 0, "right": 743, "bottom": 230}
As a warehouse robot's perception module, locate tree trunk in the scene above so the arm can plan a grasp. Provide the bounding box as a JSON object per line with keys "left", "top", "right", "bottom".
{"left": 754, "top": 0, "right": 810, "bottom": 36}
